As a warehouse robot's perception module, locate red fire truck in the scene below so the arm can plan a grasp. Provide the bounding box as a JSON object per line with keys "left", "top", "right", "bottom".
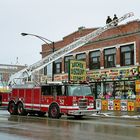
{"left": 4, "top": 13, "right": 133, "bottom": 118}
{"left": 7, "top": 82, "right": 97, "bottom": 118}
{"left": 0, "top": 92, "right": 10, "bottom": 109}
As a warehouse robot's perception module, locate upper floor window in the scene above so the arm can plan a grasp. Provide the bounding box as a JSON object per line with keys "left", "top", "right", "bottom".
{"left": 104, "top": 48, "right": 116, "bottom": 68}
{"left": 89, "top": 51, "right": 100, "bottom": 70}
{"left": 120, "top": 44, "right": 134, "bottom": 66}
{"left": 76, "top": 53, "right": 86, "bottom": 61}
{"left": 53, "top": 58, "right": 62, "bottom": 74}
{"left": 64, "top": 55, "right": 74, "bottom": 73}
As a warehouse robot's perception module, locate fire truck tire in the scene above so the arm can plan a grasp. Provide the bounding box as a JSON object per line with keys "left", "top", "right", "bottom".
{"left": 8, "top": 102, "right": 17, "bottom": 115}
{"left": 17, "top": 102, "right": 27, "bottom": 116}
{"left": 48, "top": 103, "right": 61, "bottom": 119}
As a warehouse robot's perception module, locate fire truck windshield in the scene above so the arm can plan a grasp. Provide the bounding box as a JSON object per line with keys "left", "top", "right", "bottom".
{"left": 68, "top": 85, "right": 93, "bottom": 96}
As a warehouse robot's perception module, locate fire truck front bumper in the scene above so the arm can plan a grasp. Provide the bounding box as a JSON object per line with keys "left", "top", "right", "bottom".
{"left": 68, "top": 109, "right": 100, "bottom": 116}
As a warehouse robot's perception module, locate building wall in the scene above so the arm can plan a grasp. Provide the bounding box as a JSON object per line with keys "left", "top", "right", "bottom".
{"left": 41, "top": 21, "right": 140, "bottom": 111}
{"left": 41, "top": 20, "right": 140, "bottom": 77}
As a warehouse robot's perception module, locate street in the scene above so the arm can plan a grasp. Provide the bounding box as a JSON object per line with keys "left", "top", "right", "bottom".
{"left": 0, "top": 110, "right": 140, "bottom": 140}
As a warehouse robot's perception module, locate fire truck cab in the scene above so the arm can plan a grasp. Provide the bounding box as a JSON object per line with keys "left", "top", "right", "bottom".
{"left": 8, "top": 82, "right": 98, "bottom": 118}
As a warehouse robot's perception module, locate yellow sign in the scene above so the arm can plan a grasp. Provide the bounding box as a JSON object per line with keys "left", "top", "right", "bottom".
{"left": 114, "top": 100, "right": 121, "bottom": 111}
{"left": 135, "top": 80, "right": 140, "bottom": 93}
{"left": 136, "top": 95, "right": 140, "bottom": 107}
{"left": 101, "top": 100, "right": 108, "bottom": 111}
{"left": 127, "top": 101, "right": 135, "bottom": 111}
{"left": 69, "top": 60, "right": 86, "bottom": 81}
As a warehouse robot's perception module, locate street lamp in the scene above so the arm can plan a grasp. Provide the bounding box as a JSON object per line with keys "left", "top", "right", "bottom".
{"left": 21, "top": 32, "right": 55, "bottom": 81}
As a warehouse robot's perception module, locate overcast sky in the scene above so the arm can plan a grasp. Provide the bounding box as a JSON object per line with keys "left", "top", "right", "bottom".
{"left": 0, "top": 0, "right": 139, "bottom": 66}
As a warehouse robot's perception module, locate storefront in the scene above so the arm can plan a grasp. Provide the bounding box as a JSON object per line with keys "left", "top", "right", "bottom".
{"left": 87, "top": 66, "right": 139, "bottom": 111}
{"left": 91, "top": 80, "right": 136, "bottom": 100}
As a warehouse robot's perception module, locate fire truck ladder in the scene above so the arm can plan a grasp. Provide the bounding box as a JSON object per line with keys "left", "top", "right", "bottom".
{"left": 8, "top": 12, "right": 134, "bottom": 86}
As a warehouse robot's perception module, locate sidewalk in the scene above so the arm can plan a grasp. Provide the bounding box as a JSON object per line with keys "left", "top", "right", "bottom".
{"left": 92, "top": 111, "right": 140, "bottom": 119}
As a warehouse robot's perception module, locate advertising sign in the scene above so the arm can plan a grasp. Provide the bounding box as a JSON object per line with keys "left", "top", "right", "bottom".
{"left": 108, "top": 100, "right": 114, "bottom": 110}
{"left": 136, "top": 95, "right": 140, "bottom": 107}
{"left": 96, "top": 99, "right": 102, "bottom": 110}
{"left": 69, "top": 60, "right": 86, "bottom": 81}
{"left": 101, "top": 100, "right": 108, "bottom": 111}
{"left": 121, "top": 100, "right": 127, "bottom": 111}
{"left": 127, "top": 101, "right": 135, "bottom": 111}
{"left": 135, "top": 80, "right": 140, "bottom": 93}
{"left": 87, "top": 66, "right": 138, "bottom": 81}
{"left": 114, "top": 99, "right": 121, "bottom": 111}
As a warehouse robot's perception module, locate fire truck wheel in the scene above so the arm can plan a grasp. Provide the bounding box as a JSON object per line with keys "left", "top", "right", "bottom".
{"left": 17, "top": 102, "right": 27, "bottom": 116}
{"left": 8, "top": 102, "right": 17, "bottom": 115}
{"left": 48, "top": 103, "right": 61, "bottom": 119}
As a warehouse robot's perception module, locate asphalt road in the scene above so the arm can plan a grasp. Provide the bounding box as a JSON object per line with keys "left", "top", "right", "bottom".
{"left": 0, "top": 110, "right": 140, "bottom": 140}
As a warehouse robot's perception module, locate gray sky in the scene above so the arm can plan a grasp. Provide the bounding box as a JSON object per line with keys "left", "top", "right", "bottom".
{"left": 0, "top": 0, "right": 139, "bottom": 66}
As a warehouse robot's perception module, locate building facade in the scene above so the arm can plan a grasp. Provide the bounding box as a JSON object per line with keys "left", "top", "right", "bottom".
{"left": 41, "top": 20, "right": 140, "bottom": 111}
{"left": 0, "top": 64, "right": 26, "bottom": 92}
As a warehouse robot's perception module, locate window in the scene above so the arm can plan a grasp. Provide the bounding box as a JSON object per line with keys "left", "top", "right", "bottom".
{"left": 64, "top": 55, "right": 74, "bottom": 73}
{"left": 44, "top": 66, "right": 47, "bottom": 75}
{"left": 120, "top": 44, "right": 134, "bottom": 66}
{"left": 104, "top": 48, "right": 116, "bottom": 68}
{"left": 67, "top": 85, "right": 92, "bottom": 96}
{"left": 53, "top": 58, "right": 62, "bottom": 74}
{"left": 89, "top": 51, "right": 100, "bottom": 69}
{"left": 76, "top": 53, "right": 86, "bottom": 61}
{"left": 41, "top": 85, "right": 63, "bottom": 96}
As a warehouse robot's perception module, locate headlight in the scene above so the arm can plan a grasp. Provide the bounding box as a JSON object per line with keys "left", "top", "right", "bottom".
{"left": 73, "top": 100, "right": 78, "bottom": 106}
{"left": 89, "top": 103, "right": 94, "bottom": 106}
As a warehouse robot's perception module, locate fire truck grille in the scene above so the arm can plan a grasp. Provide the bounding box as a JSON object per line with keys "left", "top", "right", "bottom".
{"left": 78, "top": 98, "right": 88, "bottom": 109}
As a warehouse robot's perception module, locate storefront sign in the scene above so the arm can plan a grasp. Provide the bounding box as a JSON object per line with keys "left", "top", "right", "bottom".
{"left": 54, "top": 74, "right": 68, "bottom": 81}
{"left": 121, "top": 100, "right": 127, "bottom": 111}
{"left": 87, "top": 66, "right": 138, "bottom": 81}
{"left": 96, "top": 99, "right": 102, "bottom": 110}
{"left": 135, "top": 95, "right": 140, "bottom": 107}
{"left": 108, "top": 100, "right": 114, "bottom": 110}
{"left": 101, "top": 100, "right": 108, "bottom": 111}
{"left": 114, "top": 100, "right": 121, "bottom": 111}
{"left": 127, "top": 101, "right": 135, "bottom": 111}
{"left": 69, "top": 60, "right": 86, "bottom": 81}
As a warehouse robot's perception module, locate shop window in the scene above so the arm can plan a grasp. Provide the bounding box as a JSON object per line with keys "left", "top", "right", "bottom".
{"left": 114, "top": 81, "right": 135, "bottom": 99}
{"left": 89, "top": 51, "right": 100, "bottom": 70}
{"left": 104, "top": 48, "right": 116, "bottom": 68}
{"left": 76, "top": 53, "right": 86, "bottom": 61}
{"left": 64, "top": 55, "right": 74, "bottom": 73}
{"left": 104, "top": 82, "right": 114, "bottom": 99}
{"left": 120, "top": 44, "right": 134, "bottom": 66}
{"left": 53, "top": 59, "right": 62, "bottom": 74}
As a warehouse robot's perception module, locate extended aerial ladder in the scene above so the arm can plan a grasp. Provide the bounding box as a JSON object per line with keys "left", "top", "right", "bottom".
{"left": 8, "top": 12, "right": 134, "bottom": 86}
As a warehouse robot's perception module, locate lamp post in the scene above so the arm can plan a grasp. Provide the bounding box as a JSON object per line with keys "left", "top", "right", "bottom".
{"left": 21, "top": 32, "right": 55, "bottom": 81}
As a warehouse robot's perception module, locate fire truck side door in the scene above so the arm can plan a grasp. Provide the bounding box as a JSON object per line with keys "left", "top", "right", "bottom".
{"left": 32, "top": 88, "right": 41, "bottom": 110}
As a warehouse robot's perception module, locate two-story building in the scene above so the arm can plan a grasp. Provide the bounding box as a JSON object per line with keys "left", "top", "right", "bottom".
{"left": 41, "top": 20, "right": 140, "bottom": 108}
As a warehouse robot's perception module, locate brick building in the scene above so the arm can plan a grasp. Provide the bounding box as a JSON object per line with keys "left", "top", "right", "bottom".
{"left": 41, "top": 20, "right": 140, "bottom": 102}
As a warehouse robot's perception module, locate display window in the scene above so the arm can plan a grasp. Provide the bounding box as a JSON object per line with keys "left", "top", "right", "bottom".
{"left": 92, "top": 80, "right": 136, "bottom": 100}
{"left": 104, "top": 82, "right": 114, "bottom": 99}
{"left": 114, "top": 81, "right": 135, "bottom": 99}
